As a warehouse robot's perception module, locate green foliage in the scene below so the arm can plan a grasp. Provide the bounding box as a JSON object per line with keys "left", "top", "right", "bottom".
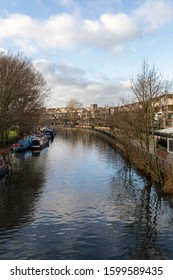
{"left": 0, "top": 130, "right": 17, "bottom": 145}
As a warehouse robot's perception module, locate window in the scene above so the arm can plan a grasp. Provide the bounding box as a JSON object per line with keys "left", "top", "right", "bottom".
{"left": 168, "top": 138, "right": 173, "bottom": 153}
{"left": 166, "top": 121, "right": 172, "bottom": 127}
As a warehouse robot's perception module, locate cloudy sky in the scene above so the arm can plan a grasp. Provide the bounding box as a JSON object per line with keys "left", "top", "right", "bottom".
{"left": 0, "top": 0, "right": 173, "bottom": 107}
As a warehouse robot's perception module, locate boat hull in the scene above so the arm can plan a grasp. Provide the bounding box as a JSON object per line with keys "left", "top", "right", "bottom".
{"left": 31, "top": 138, "right": 49, "bottom": 151}
{"left": 11, "top": 137, "right": 32, "bottom": 153}
{"left": 11, "top": 145, "right": 31, "bottom": 153}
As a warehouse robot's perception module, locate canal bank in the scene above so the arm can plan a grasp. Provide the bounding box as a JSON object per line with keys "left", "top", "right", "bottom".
{"left": 0, "top": 145, "right": 11, "bottom": 155}
{"left": 55, "top": 126, "right": 173, "bottom": 195}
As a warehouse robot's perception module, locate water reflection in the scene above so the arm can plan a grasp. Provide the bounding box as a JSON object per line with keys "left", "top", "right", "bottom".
{"left": 0, "top": 130, "right": 173, "bottom": 259}
{"left": 107, "top": 165, "right": 169, "bottom": 259}
{"left": 0, "top": 150, "right": 47, "bottom": 230}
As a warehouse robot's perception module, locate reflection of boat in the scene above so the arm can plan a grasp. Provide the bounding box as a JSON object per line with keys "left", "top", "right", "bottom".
{"left": 0, "top": 154, "right": 9, "bottom": 178}
{"left": 12, "top": 150, "right": 33, "bottom": 160}
{"left": 31, "top": 135, "right": 49, "bottom": 151}
{"left": 32, "top": 151, "right": 40, "bottom": 157}
{"left": 11, "top": 137, "right": 32, "bottom": 153}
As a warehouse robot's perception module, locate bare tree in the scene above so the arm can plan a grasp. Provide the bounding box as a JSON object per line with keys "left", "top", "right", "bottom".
{"left": 106, "top": 103, "right": 139, "bottom": 159}
{"left": 131, "top": 59, "right": 170, "bottom": 180}
{"left": 64, "top": 98, "right": 83, "bottom": 125}
{"left": 0, "top": 51, "right": 49, "bottom": 145}
{"left": 66, "top": 98, "right": 83, "bottom": 110}
{"left": 107, "top": 60, "right": 170, "bottom": 182}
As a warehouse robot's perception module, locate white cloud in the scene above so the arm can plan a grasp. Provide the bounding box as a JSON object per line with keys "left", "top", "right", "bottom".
{"left": 100, "top": 13, "right": 138, "bottom": 39}
{"left": 1, "top": 0, "right": 172, "bottom": 54}
{"left": 1, "top": 0, "right": 173, "bottom": 107}
{"left": 82, "top": 13, "right": 139, "bottom": 51}
{"left": 134, "top": 0, "right": 173, "bottom": 30}
{"left": 34, "top": 59, "right": 88, "bottom": 92}
{"left": 120, "top": 79, "right": 131, "bottom": 89}
{"left": 95, "top": 72, "right": 110, "bottom": 81}
{"left": 0, "top": 13, "right": 33, "bottom": 37}
{"left": 41, "top": 14, "right": 81, "bottom": 49}
{"left": 34, "top": 59, "right": 132, "bottom": 107}
{"left": 14, "top": 39, "right": 38, "bottom": 54}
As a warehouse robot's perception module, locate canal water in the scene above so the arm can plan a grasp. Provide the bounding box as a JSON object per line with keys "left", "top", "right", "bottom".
{"left": 1, "top": 129, "right": 173, "bottom": 260}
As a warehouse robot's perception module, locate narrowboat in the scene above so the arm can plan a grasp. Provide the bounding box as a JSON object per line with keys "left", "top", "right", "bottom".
{"left": 11, "top": 137, "right": 32, "bottom": 153}
{"left": 31, "top": 135, "right": 49, "bottom": 151}
{"left": 42, "top": 128, "right": 55, "bottom": 141}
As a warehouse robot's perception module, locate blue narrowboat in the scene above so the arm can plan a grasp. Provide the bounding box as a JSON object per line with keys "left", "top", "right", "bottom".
{"left": 11, "top": 136, "right": 32, "bottom": 153}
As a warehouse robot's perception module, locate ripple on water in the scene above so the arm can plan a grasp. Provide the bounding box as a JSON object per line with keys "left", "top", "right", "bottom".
{"left": 1, "top": 131, "right": 173, "bottom": 259}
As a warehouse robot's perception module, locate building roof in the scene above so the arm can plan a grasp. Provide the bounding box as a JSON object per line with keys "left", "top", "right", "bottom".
{"left": 155, "top": 127, "right": 173, "bottom": 137}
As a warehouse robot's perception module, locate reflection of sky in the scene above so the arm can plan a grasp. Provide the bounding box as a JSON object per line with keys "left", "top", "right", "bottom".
{"left": 45, "top": 138, "right": 117, "bottom": 188}
{"left": 32, "top": 134, "right": 173, "bottom": 258}
{"left": 36, "top": 135, "right": 173, "bottom": 232}
{"left": 1, "top": 131, "right": 173, "bottom": 259}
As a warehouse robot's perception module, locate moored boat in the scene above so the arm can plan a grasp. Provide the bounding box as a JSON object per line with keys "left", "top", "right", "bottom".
{"left": 42, "top": 129, "right": 55, "bottom": 141}
{"left": 39, "top": 127, "right": 55, "bottom": 141}
{"left": 11, "top": 136, "right": 32, "bottom": 153}
{"left": 31, "top": 135, "right": 49, "bottom": 151}
{"left": 0, "top": 154, "right": 9, "bottom": 178}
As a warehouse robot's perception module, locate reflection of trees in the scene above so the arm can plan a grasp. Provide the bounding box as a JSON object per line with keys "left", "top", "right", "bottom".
{"left": 58, "top": 129, "right": 172, "bottom": 259}
{"left": 133, "top": 183, "right": 164, "bottom": 259}
{"left": 57, "top": 129, "right": 94, "bottom": 148}
{"left": 0, "top": 154, "right": 46, "bottom": 230}
{"left": 57, "top": 129, "right": 117, "bottom": 158}
{"left": 109, "top": 165, "right": 169, "bottom": 259}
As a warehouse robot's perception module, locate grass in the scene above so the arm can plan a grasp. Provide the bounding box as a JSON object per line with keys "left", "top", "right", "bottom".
{"left": 8, "top": 130, "right": 18, "bottom": 139}
{"left": 0, "top": 130, "right": 18, "bottom": 146}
